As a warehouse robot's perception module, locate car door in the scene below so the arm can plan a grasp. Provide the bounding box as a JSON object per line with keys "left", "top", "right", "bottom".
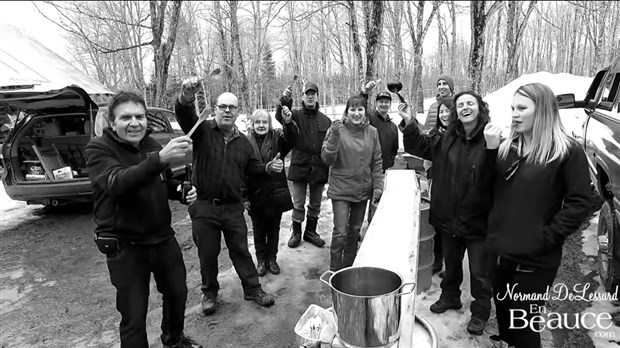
{"left": 146, "top": 109, "right": 192, "bottom": 178}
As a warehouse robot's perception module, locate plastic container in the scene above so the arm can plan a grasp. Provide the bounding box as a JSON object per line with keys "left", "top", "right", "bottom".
{"left": 294, "top": 304, "right": 336, "bottom": 348}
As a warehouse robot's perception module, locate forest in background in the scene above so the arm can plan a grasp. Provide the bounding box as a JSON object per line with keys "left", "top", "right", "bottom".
{"left": 34, "top": 0, "right": 620, "bottom": 115}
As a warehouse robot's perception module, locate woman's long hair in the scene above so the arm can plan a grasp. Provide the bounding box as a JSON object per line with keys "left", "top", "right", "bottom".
{"left": 498, "top": 83, "right": 571, "bottom": 165}
{"left": 447, "top": 91, "right": 490, "bottom": 135}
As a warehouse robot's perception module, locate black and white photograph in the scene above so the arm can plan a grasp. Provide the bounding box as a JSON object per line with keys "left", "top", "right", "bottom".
{"left": 0, "top": 1, "right": 619, "bottom": 347}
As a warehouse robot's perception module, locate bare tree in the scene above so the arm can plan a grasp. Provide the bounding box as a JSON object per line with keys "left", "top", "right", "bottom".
{"left": 405, "top": 0, "right": 441, "bottom": 113}
{"left": 468, "top": 0, "right": 501, "bottom": 92}
{"left": 505, "top": 0, "right": 537, "bottom": 83}
{"left": 150, "top": 0, "right": 182, "bottom": 107}
{"left": 347, "top": 0, "right": 364, "bottom": 88}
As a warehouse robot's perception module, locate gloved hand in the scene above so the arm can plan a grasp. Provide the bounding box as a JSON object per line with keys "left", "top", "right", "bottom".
{"left": 331, "top": 119, "right": 344, "bottom": 138}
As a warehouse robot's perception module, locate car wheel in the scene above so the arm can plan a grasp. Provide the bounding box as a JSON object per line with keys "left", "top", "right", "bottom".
{"left": 598, "top": 201, "right": 620, "bottom": 292}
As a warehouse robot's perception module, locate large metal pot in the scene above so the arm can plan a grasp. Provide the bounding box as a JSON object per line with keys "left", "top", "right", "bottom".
{"left": 320, "top": 267, "right": 415, "bottom": 348}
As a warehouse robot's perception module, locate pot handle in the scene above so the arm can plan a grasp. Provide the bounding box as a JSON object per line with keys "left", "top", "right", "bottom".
{"left": 396, "top": 282, "right": 416, "bottom": 297}
{"left": 319, "top": 270, "right": 334, "bottom": 287}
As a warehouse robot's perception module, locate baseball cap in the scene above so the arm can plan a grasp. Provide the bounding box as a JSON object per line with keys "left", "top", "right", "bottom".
{"left": 376, "top": 91, "right": 392, "bottom": 101}
{"left": 304, "top": 82, "right": 319, "bottom": 94}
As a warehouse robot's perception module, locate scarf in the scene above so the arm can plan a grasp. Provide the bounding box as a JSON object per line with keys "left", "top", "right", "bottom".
{"left": 247, "top": 130, "right": 276, "bottom": 164}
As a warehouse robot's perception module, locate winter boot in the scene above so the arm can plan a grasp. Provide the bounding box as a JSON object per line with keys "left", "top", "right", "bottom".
{"left": 287, "top": 221, "right": 302, "bottom": 248}
{"left": 303, "top": 216, "right": 325, "bottom": 247}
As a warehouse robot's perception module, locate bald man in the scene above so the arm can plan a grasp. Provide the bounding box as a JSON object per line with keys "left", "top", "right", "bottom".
{"left": 175, "top": 77, "right": 280, "bottom": 315}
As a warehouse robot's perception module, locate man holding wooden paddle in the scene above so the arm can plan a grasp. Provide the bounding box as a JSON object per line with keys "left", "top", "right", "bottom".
{"left": 175, "top": 76, "right": 281, "bottom": 316}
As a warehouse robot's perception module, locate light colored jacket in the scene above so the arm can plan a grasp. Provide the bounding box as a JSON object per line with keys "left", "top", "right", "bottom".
{"left": 321, "top": 120, "right": 384, "bottom": 202}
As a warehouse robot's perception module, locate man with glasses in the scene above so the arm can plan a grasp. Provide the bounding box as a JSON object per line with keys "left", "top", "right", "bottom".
{"left": 275, "top": 82, "right": 331, "bottom": 248}
{"left": 175, "top": 77, "right": 281, "bottom": 316}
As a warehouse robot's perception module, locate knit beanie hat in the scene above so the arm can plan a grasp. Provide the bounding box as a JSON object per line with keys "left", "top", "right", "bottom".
{"left": 437, "top": 74, "right": 455, "bottom": 92}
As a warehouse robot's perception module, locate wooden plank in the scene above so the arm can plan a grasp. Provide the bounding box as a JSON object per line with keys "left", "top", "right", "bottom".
{"left": 32, "top": 144, "right": 66, "bottom": 180}
{"left": 353, "top": 169, "right": 421, "bottom": 348}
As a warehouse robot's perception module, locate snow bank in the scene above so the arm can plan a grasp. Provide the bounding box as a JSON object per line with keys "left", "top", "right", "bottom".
{"left": 484, "top": 72, "right": 593, "bottom": 136}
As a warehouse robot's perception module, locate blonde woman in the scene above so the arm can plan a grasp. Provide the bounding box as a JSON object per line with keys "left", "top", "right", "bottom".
{"left": 483, "top": 83, "right": 592, "bottom": 348}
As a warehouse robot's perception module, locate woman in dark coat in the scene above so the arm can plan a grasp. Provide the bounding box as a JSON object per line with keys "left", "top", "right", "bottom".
{"left": 399, "top": 91, "right": 495, "bottom": 336}
{"left": 246, "top": 109, "right": 296, "bottom": 276}
{"left": 427, "top": 97, "right": 454, "bottom": 276}
{"left": 484, "top": 83, "right": 592, "bottom": 348}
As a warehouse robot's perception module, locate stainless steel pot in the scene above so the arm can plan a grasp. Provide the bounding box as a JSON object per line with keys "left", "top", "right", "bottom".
{"left": 320, "top": 267, "right": 415, "bottom": 348}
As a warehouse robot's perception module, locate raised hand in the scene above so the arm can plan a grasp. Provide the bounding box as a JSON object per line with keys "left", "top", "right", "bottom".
{"left": 282, "top": 87, "right": 292, "bottom": 101}
{"left": 364, "top": 79, "right": 382, "bottom": 93}
{"left": 181, "top": 77, "right": 201, "bottom": 103}
{"left": 331, "top": 119, "right": 344, "bottom": 137}
{"left": 268, "top": 152, "right": 284, "bottom": 173}
{"left": 398, "top": 103, "right": 412, "bottom": 124}
{"left": 282, "top": 106, "right": 293, "bottom": 124}
{"left": 484, "top": 123, "right": 502, "bottom": 149}
{"left": 159, "top": 136, "right": 192, "bottom": 164}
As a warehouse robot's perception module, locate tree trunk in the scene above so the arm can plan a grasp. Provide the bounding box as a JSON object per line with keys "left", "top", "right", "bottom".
{"left": 449, "top": 1, "right": 457, "bottom": 75}
{"left": 229, "top": 0, "right": 249, "bottom": 110}
{"left": 468, "top": 1, "right": 501, "bottom": 91}
{"left": 150, "top": 0, "right": 182, "bottom": 108}
{"left": 347, "top": 0, "right": 364, "bottom": 90}
{"left": 214, "top": 1, "right": 233, "bottom": 91}
{"left": 363, "top": 0, "right": 384, "bottom": 108}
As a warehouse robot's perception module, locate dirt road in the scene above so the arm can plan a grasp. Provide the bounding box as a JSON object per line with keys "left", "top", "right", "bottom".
{"left": 0, "top": 160, "right": 612, "bottom": 348}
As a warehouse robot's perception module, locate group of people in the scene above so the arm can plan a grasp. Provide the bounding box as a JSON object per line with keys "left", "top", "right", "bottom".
{"left": 400, "top": 76, "right": 593, "bottom": 348}
{"left": 85, "top": 71, "right": 593, "bottom": 348}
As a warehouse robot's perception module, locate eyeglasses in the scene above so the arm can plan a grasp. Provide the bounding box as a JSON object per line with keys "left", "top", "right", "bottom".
{"left": 216, "top": 104, "right": 238, "bottom": 111}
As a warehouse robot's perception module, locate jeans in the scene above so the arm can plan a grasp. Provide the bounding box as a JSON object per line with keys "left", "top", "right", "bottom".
{"left": 491, "top": 256, "right": 558, "bottom": 348}
{"left": 251, "top": 209, "right": 283, "bottom": 262}
{"left": 290, "top": 181, "right": 325, "bottom": 223}
{"left": 106, "top": 238, "right": 187, "bottom": 348}
{"left": 189, "top": 199, "right": 261, "bottom": 297}
{"left": 440, "top": 234, "right": 492, "bottom": 320}
{"left": 330, "top": 200, "right": 368, "bottom": 271}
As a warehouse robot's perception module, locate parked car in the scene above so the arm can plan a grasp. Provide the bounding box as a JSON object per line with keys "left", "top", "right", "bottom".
{"left": 0, "top": 85, "right": 191, "bottom": 207}
{"left": 556, "top": 56, "right": 620, "bottom": 291}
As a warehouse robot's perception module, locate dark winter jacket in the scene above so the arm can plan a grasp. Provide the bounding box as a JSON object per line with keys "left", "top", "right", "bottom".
{"left": 400, "top": 118, "right": 495, "bottom": 239}
{"left": 424, "top": 94, "right": 454, "bottom": 131}
{"left": 174, "top": 100, "right": 270, "bottom": 203}
{"left": 275, "top": 98, "right": 331, "bottom": 184}
{"left": 486, "top": 139, "right": 592, "bottom": 269}
{"left": 246, "top": 124, "right": 296, "bottom": 213}
{"left": 359, "top": 92, "right": 399, "bottom": 171}
{"left": 85, "top": 128, "right": 181, "bottom": 244}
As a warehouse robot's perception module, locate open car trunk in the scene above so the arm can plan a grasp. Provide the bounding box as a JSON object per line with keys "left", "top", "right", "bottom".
{"left": 0, "top": 86, "right": 99, "bottom": 204}
{"left": 9, "top": 113, "right": 92, "bottom": 182}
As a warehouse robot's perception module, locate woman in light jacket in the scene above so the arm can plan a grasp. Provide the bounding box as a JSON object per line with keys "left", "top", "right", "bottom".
{"left": 484, "top": 83, "right": 592, "bottom": 348}
{"left": 321, "top": 95, "right": 383, "bottom": 271}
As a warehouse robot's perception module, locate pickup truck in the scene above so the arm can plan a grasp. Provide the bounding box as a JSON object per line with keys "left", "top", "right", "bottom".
{"left": 556, "top": 57, "right": 620, "bottom": 292}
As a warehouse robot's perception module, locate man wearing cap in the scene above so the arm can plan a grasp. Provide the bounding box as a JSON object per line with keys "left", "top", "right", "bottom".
{"left": 360, "top": 83, "right": 399, "bottom": 222}
{"left": 424, "top": 75, "right": 455, "bottom": 131}
{"left": 275, "top": 82, "right": 331, "bottom": 249}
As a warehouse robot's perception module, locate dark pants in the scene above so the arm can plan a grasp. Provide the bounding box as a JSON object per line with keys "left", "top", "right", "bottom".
{"left": 440, "top": 234, "right": 492, "bottom": 320}
{"left": 291, "top": 181, "right": 324, "bottom": 223}
{"left": 189, "top": 199, "right": 261, "bottom": 297}
{"left": 491, "top": 256, "right": 558, "bottom": 348}
{"left": 106, "top": 237, "right": 187, "bottom": 348}
{"left": 434, "top": 231, "right": 443, "bottom": 266}
{"left": 251, "top": 209, "right": 283, "bottom": 262}
{"left": 331, "top": 200, "right": 368, "bottom": 271}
